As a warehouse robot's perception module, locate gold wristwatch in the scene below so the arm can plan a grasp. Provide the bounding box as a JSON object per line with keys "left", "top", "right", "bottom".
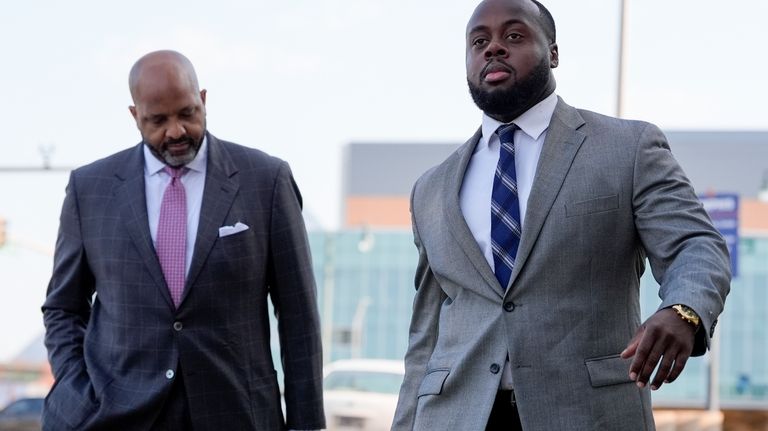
{"left": 671, "top": 304, "right": 700, "bottom": 327}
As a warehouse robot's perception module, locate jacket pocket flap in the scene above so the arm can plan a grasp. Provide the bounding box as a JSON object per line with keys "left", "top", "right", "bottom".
{"left": 565, "top": 194, "right": 619, "bottom": 217}
{"left": 585, "top": 354, "right": 633, "bottom": 387}
{"left": 417, "top": 369, "right": 450, "bottom": 397}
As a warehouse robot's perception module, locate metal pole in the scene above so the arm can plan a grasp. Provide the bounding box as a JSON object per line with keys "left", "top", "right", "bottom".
{"left": 707, "top": 328, "right": 721, "bottom": 411}
{"left": 0, "top": 167, "right": 73, "bottom": 172}
{"left": 350, "top": 297, "right": 371, "bottom": 359}
{"left": 321, "top": 232, "right": 336, "bottom": 365}
{"left": 616, "top": 0, "right": 627, "bottom": 118}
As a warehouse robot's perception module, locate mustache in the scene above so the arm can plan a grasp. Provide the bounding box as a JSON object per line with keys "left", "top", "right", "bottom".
{"left": 481, "top": 60, "right": 514, "bottom": 77}
{"left": 162, "top": 136, "right": 196, "bottom": 148}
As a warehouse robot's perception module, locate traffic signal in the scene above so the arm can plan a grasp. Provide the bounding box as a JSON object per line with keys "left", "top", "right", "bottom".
{"left": 0, "top": 217, "right": 6, "bottom": 247}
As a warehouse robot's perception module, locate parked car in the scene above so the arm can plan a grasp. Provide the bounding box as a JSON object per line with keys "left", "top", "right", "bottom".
{"left": 0, "top": 397, "right": 43, "bottom": 431}
{"left": 323, "top": 359, "right": 404, "bottom": 431}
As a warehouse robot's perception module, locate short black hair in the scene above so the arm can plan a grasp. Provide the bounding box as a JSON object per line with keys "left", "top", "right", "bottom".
{"left": 530, "top": 0, "right": 556, "bottom": 43}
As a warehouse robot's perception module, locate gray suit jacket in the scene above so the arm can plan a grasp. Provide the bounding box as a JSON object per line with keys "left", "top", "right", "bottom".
{"left": 392, "top": 99, "right": 730, "bottom": 430}
{"left": 42, "top": 133, "right": 325, "bottom": 430}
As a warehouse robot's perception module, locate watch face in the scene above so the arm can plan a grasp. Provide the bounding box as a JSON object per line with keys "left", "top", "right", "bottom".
{"left": 674, "top": 305, "right": 699, "bottom": 326}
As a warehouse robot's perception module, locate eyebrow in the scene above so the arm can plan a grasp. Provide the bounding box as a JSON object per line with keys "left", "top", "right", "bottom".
{"left": 144, "top": 113, "right": 166, "bottom": 121}
{"left": 467, "top": 19, "right": 528, "bottom": 36}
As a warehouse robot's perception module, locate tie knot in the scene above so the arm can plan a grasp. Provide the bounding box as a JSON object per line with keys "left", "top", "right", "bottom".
{"left": 496, "top": 123, "right": 518, "bottom": 144}
{"left": 163, "top": 166, "right": 187, "bottom": 180}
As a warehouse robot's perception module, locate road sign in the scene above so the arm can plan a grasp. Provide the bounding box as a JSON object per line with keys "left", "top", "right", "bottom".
{"left": 699, "top": 193, "right": 739, "bottom": 278}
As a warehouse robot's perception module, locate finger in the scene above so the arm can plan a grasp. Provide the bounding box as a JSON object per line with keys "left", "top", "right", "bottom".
{"left": 650, "top": 350, "right": 677, "bottom": 390}
{"left": 628, "top": 333, "right": 653, "bottom": 382}
{"left": 622, "top": 326, "right": 645, "bottom": 361}
{"left": 636, "top": 340, "right": 668, "bottom": 387}
{"left": 665, "top": 352, "right": 690, "bottom": 383}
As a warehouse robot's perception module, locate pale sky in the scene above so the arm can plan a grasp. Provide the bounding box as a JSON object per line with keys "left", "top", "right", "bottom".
{"left": 0, "top": 0, "right": 766, "bottom": 360}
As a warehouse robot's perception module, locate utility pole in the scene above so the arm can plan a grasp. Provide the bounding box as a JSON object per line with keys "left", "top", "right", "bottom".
{"left": 616, "top": 0, "right": 628, "bottom": 118}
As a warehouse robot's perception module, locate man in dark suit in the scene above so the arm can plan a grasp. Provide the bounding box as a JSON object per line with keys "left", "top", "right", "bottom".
{"left": 392, "top": 0, "right": 730, "bottom": 429}
{"left": 42, "top": 50, "right": 325, "bottom": 430}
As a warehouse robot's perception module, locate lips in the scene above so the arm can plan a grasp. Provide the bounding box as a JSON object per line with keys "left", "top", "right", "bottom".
{"left": 164, "top": 138, "right": 194, "bottom": 155}
{"left": 482, "top": 62, "right": 513, "bottom": 83}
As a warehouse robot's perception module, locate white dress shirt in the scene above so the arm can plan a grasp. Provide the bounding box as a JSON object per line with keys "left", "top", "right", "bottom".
{"left": 460, "top": 92, "right": 557, "bottom": 271}
{"left": 144, "top": 137, "right": 208, "bottom": 276}
{"left": 459, "top": 92, "right": 558, "bottom": 389}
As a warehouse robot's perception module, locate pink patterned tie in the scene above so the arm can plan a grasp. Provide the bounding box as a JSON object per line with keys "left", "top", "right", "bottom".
{"left": 157, "top": 166, "right": 187, "bottom": 308}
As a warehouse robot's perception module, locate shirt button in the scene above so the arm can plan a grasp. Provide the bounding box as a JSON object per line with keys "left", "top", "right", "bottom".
{"left": 504, "top": 302, "right": 515, "bottom": 312}
{"left": 165, "top": 369, "right": 175, "bottom": 379}
{"left": 173, "top": 321, "right": 183, "bottom": 331}
{"left": 490, "top": 363, "right": 500, "bottom": 374}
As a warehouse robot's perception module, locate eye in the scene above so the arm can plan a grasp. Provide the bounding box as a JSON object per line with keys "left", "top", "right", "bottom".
{"left": 472, "top": 37, "right": 488, "bottom": 48}
{"left": 150, "top": 116, "right": 166, "bottom": 126}
{"left": 506, "top": 32, "right": 523, "bottom": 41}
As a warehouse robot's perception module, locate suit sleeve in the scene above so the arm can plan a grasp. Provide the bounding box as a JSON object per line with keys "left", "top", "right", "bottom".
{"left": 41, "top": 172, "right": 100, "bottom": 420}
{"left": 391, "top": 181, "right": 447, "bottom": 431}
{"left": 267, "top": 162, "right": 325, "bottom": 430}
{"left": 632, "top": 123, "right": 731, "bottom": 355}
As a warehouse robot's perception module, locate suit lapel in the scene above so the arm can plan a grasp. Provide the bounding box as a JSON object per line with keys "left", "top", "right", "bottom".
{"left": 443, "top": 129, "right": 505, "bottom": 300}
{"left": 181, "top": 134, "right": 239, "bottom": 306}
{"left": 507, "top": 98, "right": 586, "bottom": 289}
{"left": 114, "top": 144, "right": 175, "bottom": 308}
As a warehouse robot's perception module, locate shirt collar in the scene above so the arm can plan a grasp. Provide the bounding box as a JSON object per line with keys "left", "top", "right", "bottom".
{"left": 143, "top": 135, "right": 209, "bottom": 176}
{"left": 480, "top": 92, "right": 558, "bottom": 149}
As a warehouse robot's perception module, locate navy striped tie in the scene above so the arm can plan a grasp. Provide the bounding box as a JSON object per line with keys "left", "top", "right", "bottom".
{"left": 491, "top": 124, "right": 521, "bottom": 290}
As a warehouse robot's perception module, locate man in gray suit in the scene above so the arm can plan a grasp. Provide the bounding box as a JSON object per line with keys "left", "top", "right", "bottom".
{"left": 392, "top": 0, "right": 730, "bottom": 429}
{"left": 42, "top": 51, "right": 325, "bottom": 430}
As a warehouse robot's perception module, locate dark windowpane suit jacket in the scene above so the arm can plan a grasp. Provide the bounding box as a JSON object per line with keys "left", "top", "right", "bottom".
{"left": 42, "top": 133, "right": 325, "bottom": 430}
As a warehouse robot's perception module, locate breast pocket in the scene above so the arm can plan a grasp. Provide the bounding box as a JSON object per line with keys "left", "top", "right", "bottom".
{"left": 207, "top": 226, "right": 264, "bottom": 279}
{"left": 213, "top": 220, "right": 261, "bottom": 260}
{"left": 565, "top": 194, "right": 619, "bottom": 218}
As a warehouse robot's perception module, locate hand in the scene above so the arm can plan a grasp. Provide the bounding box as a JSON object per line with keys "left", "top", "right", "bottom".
{"left": 620, "top": 308, "right": 697, "bottom": 390}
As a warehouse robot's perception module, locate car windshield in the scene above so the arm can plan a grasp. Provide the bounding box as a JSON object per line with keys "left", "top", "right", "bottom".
{"left": 324, "top": 370, "right": 403, "bottom": 394}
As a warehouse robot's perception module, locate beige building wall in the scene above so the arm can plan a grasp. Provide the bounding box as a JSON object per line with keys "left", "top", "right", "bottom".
{"left": 344, "top": 196, "right": 411, "bottom": 228}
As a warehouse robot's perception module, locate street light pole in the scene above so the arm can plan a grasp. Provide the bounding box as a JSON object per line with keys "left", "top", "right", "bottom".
{"left": 321, "top": 232, "right": 336, "bottom": 365}
{"left": 0, "top": 144, "right": 73, "bottom": 172}
{"left": 350, "top": 297, "right": 371, "bottom": 359}
{"left": 707, "top": 330, "right": 721, "bottom": 411}
{"left": 0, "top": 167, "right": 73, "bottom": 172}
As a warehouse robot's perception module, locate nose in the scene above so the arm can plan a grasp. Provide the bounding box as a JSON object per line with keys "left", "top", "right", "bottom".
{"left": 484, "top": 39, "right": 508, "bottom": 60}
{"left": 165, "top": 121, "right": 186, "bottom": 140}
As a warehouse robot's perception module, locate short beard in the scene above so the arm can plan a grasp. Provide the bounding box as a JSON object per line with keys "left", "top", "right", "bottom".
{"left": 145, "top": 136, "right": 202, "bottom": 168}
{"left": 468, "top": 57, "right": 551, "bottom": 121}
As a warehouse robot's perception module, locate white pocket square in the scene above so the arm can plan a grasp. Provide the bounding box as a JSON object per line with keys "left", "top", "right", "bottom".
{"left": 218, "top": 222, "right": 249, "bottom": 237}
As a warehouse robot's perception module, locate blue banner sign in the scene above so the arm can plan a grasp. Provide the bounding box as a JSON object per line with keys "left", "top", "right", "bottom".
{"left": 699, "top": 193, "right": 739, "bottom": 278}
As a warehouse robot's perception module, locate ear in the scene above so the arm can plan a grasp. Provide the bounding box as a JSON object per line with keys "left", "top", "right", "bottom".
{"left": 549, "top": 43, "right": 559, "bottom": 68}
{"left": 200, "top": 89, "right": 207, "bottom": 105}
{"left": 129, "top": 105, "right": 138, "bottom": 121}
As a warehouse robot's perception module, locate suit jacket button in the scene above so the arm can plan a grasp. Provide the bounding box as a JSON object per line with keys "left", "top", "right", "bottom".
{"left": 173, "top": 321, "right": 183, "bottom": 331}
{"left": 165, "top": 369, "right": 175, "bottom": 379}
{"left": 490, "top": 363, "right": 500, "bottom": 374}
{"left": 503, "top": 302, "right": 515, "bottom": 312}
